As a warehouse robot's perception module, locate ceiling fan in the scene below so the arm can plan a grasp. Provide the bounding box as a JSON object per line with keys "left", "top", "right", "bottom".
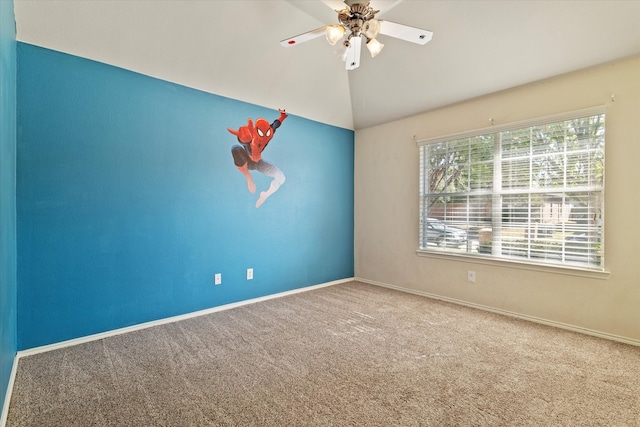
{"left": 280, "top": 0, "right": 433, "bottom": 70}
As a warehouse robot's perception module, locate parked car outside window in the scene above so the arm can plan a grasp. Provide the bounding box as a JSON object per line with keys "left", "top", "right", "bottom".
{"left": 425, "top": 218, "right": 468, "bottom": 248}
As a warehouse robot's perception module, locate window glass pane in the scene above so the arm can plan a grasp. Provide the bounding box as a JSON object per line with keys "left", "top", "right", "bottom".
{"left": 449, "top": 138, "right": 470, "bottom": 164}
{"left": 470, "top": 134, "right": 494, "bottom": 162}
{"left": 566, "top": 115, "right": 605, "bottom": 151}
{"left": 468, "top": 195, "right": 492, "bottom": 223}
{"left": 566, "top": 150, "right": 603, "bottom": 188}
{"left": 426, "top": 196, "right": 448, "bottom": 222}
{"left": 419, "top": 111, "right": 605, "bottom": 270}
{"left": 502, "top": 193, "right": 531, "bottom": 225}
{"left": 502, "top": 157, "right": 530, "bottom": 190}
{"left": 447, "top": 195, "right": 469, "bottom": 226}
{"left": 501, "top": 128, "right": 530, "bottom": 158}
{"left": 532, "top": 122, "right": 565, "bottom": 156}
{"left": 469, "top": 134, "right": 494, "bottom": 191}
{"left": 469, "top": 160, "right": 493, "bottom": 191}
{"left": 427, "top": 142, "right": 447, "bottom": 193}
{"left": 532, "top": 153, "right": 564, "bottom": 189}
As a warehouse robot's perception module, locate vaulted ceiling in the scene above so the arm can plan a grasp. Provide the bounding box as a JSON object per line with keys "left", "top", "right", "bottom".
{"left": 13, "top": 0, "right": 640, "bottom": 130}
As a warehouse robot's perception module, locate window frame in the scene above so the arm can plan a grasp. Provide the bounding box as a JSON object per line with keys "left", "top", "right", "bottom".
{"left": 416, "top": 106, "right": 608, "bottom": 276}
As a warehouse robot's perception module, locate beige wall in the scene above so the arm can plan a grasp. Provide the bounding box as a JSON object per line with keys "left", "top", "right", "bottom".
{"left": 354, "top": 56, "right": 640, "bottom": 343}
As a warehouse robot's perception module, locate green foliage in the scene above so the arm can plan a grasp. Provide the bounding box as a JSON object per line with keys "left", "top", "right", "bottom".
{"left": 425, "top": 114, "right": 604, "bottom": 215}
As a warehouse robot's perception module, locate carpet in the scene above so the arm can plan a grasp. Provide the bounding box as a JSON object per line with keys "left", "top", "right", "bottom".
{"left": 7, "top": 281, "right": 640, "bottom": 426}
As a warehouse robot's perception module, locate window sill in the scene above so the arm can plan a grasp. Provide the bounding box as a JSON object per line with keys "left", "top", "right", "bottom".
{"left": 415, "top": 249, "right": 610, "bottom": 280}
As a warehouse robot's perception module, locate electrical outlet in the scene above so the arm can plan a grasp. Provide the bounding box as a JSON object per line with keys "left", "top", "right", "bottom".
{"left": 214, "top": 273, "right": 222, "bottom": 285}
{"left": 467, "top": 271, "right": 476, "bottom": 283}
{"left": 247, "top": 268, "right": 253, "bottom": 280}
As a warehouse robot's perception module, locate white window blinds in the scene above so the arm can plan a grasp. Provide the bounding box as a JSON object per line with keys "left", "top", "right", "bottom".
{"left": 418, "top": 107, "right": 605, "bottom": 270}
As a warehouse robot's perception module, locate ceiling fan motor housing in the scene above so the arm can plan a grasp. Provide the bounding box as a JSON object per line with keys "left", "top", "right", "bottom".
{"left": 339, "top": 2, "right": 380, "bottom": 42}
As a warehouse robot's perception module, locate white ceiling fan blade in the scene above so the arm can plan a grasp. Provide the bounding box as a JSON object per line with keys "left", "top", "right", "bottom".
{"left": 280, "top": 26, "right": 327, "bottom": 47}
{"left": 345, "top": 36, "right": 362, "bottom": 70}
{"left": 379, "top": 20, "right": 433, "bottom": 45}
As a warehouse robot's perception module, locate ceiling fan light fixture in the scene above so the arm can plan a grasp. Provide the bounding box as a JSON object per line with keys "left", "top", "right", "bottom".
{"left": 363, "top": 18, "right": 381, "bottom": 39}
{"left": 366, "top": 38, "right": 384, "bottom": 57}
{"left": 281, "top": 2, "right": 433, "bottom": 71}
{"left": 326, "top": 24, "right": 345, "bottom": 45}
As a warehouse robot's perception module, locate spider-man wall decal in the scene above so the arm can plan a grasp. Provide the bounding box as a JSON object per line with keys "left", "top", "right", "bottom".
{"left": 228, "top": 109, "right": 288, "bottom": 208}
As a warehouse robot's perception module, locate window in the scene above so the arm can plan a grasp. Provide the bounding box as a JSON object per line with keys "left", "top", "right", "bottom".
{"left": 418, "top": 107, "right": 605, "bottom": 271}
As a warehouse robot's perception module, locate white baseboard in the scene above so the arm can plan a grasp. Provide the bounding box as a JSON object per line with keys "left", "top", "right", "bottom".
{"left": 18, "top": 277, "right": 353, "bottom": 359}
{"left": 0, "top": 354, "right": 18, "bottom": 427}
{"left": 356, "top": 277, "right": 640, "bottom": 347}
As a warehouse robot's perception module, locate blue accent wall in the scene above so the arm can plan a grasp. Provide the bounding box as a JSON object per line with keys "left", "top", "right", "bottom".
{"left": 17, "top": 43, "right": 354, "bottom": 350}
{"left": 0, "top": 0, "right": 17, "bottom": 413}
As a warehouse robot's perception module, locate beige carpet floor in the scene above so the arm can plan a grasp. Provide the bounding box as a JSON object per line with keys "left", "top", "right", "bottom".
{"left": 7, "top": 281, "right": 640, "bottom": 426}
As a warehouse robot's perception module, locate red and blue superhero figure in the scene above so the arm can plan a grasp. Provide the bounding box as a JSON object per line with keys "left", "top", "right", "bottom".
{"left": 228, "top": 109, "right": 288, "bottom": 208}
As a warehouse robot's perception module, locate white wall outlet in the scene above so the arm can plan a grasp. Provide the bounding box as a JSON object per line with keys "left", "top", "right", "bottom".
{"left": 467, "top": 271, "right": 476, "bottom": 283}
{"left": 214, "top": 273, "right": 222, "bottom": 285}
{"left": 247, "top": 268, "right": 253, "bottom": 280}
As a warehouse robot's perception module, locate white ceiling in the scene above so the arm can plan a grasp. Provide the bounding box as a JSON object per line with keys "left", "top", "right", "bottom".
{"left": 13, "top": 0, "right": 640, "bottom": 130}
